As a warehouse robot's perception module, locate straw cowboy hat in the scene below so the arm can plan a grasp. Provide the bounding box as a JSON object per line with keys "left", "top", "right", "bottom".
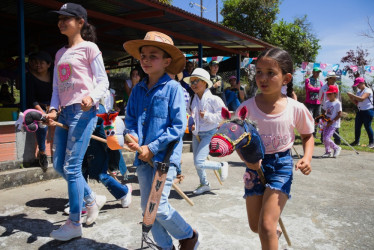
{"left": 123, "top": 31, "right": 185, "bottom": 75}
{"left": 183, "top": 68, "right": 213, "bottom": 88}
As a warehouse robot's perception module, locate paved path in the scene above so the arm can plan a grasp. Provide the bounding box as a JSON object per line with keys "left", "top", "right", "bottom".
{"left": 0, "top": 145, "right": 373, "bottom": 249}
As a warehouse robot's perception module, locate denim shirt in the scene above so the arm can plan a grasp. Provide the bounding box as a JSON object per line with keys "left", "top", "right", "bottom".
{"left": 125, "top": 73, "right": 187, "bottom": 167}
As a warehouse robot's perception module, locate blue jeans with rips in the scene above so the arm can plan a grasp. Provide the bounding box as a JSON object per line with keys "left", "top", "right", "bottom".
{"left": 137, "top": 162, "right": 193, "bottom": 250}
{"left": 52, "top": 104, "right": 97, "bottom": 222}
{"left": 192, "top": 128, "right": 221, "bottom": 186}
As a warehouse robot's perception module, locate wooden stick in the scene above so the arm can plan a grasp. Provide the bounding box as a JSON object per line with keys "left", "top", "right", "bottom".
{"left": 53, "top": 121, "right": 129, "bottom": 183}
{"left": 53, "top": 121, "right": 133, "bottom": 152}
{"left": 292, "top": 146, "right": 301, "bottom": 159}
{"left": 257, "top": 169, "right": 291, "bottom": 246}
{"left": 195, "top": 135, "right": 223, "bottom": 186}
{"left": 124, "top": 134, "right": 194, "bottom": 206}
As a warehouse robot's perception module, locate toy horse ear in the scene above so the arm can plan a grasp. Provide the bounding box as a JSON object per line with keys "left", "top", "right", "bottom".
{"left": 238, "top": 106, "right": 248, "bottom": 120}
{"left": 96, "top": 113, "right": 108, "bottom": 120}
{"left": 108, "top": 112, "right": 119, "bottom": 121}
{"left": 221, "top": 107, "right": 231, "bottom": 120}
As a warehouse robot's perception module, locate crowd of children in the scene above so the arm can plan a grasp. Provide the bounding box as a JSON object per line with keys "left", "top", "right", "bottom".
{"left": 27, "top": 2, "right": 374, "bottom": 249}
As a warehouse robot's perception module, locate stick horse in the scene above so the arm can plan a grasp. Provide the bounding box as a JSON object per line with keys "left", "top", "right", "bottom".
{"left": 100, "top": 112, "right": 194, "bottom": 207}
{"left": 209, "top": 106, "right": 292, "bottom": 247}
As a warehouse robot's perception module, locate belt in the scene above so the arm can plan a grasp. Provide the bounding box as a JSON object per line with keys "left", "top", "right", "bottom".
{"left": 264, "top": 149, "right": 290, "bottom": 159}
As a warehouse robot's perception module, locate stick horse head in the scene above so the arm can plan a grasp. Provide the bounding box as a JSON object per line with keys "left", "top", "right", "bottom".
{"left": 96, "top": 111, "right": 125, "bottom": 150}
{"left": 209, "top": 106, "right": 265, "bottom": 164}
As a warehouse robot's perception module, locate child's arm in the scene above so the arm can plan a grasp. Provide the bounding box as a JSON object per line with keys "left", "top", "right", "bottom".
{"left": 305, "top": 79, "right": 321, "bottom": 92}
{"left": 295, "top": 133, "right": 314, "bottom": 175}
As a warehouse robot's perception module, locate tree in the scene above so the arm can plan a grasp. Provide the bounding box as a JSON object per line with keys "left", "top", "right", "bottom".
{"left": 341, "top": 46, "right": 371, "bottom": 79}
{"left": 221, "top": 0, "right": 280, "bottom": 40}
{"left": 267, "top": 16, "right": 320, "bottom": 65}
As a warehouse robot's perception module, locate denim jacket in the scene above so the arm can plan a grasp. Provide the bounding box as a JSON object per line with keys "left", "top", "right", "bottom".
{"left": 125, "top": 73, "right": 187, "bottom": 167}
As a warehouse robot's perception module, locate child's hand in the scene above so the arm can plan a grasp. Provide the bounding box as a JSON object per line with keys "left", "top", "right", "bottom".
{"left": 236, "top": 149, "right": 262, "bottom": 170}
{"left": 200, "top": 110, "right": 205, "bottom": 118}
{"left": 295, "top": 157, "right": 311, "bottom": 175}
{"left": 125, "top": 134, "right": 141, "bottom": 152}
{"left": 81, "top": 96, "right": 93, "bottom": 111}
{"left": 138, "top": 145, "right": 154, "bottom": 162}
{"left": 45, "top": 111, "right": 57, "bottom": 126}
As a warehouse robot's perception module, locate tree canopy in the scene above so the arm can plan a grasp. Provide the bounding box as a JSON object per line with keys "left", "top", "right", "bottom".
{"left": 221, "top": 0, "right": 320, "bottom": 65}
{"left": 341, "top": 46, "right": 371, "bottom": 78}
{"left": 221, "top": 0, "right": 280, "bottom": 40}
{"left": 267, "top": 16, "right": 320, "bottom": 65}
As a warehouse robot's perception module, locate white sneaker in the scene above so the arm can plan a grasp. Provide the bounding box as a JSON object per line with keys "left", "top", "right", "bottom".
{"left": 85, "top": 195, "right": 106, "bottom": 225}
{"left": 321, "top": 152, "right": 332, "bottom": 158}
{"left": 120, "top": 184, "right": 132, "bottom": 208}
{"left": 219, "top": 162, "right": 229, "bottom": 181}
{"left": 50, "top": 219, "right": 82, "bottom": 241}
{"left": 333, "top": 147, "right": 341, "bottom": 158}
{"left": 193, "top": 184, "right": 211, "bottom": 195}
{"left": 64, "top": 206, "right": 87, "bottom": 215}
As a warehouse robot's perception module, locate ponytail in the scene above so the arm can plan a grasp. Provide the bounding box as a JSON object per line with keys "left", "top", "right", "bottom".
{"left": 81, "top": 22, "right": 97, "bottom": 43}
{"left": 286, "top": 80, "right": 294, "bottom": 98}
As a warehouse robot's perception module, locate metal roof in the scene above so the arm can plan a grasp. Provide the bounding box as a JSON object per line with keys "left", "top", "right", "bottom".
{"left": 1, "top": 0, "right": 273, "bottom": 67}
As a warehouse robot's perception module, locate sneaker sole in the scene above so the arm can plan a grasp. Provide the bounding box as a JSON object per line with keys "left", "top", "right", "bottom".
{"left": 50, "top": 234, "right": 82, "bottom": 241}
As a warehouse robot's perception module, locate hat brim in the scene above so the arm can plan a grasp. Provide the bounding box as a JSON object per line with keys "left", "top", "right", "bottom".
{"left": 50, "top": 10, "right": 76, "bottom": 17}
{"left": 183, "top": 75, "right": 213, "bottom": 88}
{"left": 123, "top": 40, "right": 185, "bottom": 75}
{"left": 326, "top": 91, "right": 338, "bottom": 94}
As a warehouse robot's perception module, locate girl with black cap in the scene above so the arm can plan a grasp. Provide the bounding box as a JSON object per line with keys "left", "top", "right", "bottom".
{"left": 46, "top": 3, "right": 110, "bottom": 241}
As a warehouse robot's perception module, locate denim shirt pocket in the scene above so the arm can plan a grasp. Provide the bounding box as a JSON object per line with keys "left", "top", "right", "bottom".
{"left": 150, "top": 95, "right": 169, "bottom": 119}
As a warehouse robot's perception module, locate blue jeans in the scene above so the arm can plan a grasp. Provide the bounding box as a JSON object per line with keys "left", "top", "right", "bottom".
{"left": 192, "top": 129, "right": 221, "bottom": 186}
{"left": 244, "top": 150, "right": 293, "bottom": 199}
{"left": 52, "top": 104, "right": 97, "bottom": 222}
{"left": 82, "top": 104, "right": 128, "bottom": 200}
{"left": 137, "top": 163, "right": 193, "bottom": 249}
{"left": 355, "top": 109, "right": 374, "bottom": 144}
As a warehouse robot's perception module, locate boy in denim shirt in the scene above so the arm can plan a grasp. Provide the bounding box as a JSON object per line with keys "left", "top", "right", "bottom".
{"left": 124, "top": 31, "right": 199, "bottom": 250}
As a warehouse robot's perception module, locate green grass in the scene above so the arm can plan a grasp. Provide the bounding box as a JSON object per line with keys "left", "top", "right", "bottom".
{"left": 295, "top": 112, "right": 374, "bottom": 153}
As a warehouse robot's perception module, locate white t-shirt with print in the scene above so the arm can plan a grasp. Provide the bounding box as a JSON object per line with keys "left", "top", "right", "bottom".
{"left": 324, "top": 100, "right": 342, "bottom": 128}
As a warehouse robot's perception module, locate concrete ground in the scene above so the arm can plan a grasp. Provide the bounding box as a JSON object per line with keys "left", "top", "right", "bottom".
{"left": 0, "top": 145, "right": 373, "bottom": 250}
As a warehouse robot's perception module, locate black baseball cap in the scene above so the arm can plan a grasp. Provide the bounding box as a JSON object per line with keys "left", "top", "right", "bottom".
{"left": 51, "top": 3, "right": 87, "bottom": 22}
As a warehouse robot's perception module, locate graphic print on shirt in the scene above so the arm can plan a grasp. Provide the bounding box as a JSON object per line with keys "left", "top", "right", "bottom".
{"left": 308, "top": 78, "right": 321, "bottom": 101}
{"left": 261, "top": 134, "right": 290, "bottom": 151}
{"left": 58, "top": 63, "right": 71, "bottom": 82}
{"left": 326, "top": 105, "right": 334, "bottom": 118}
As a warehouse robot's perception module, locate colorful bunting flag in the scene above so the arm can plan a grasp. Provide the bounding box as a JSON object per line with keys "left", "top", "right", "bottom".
{"left": 332, "top": 64, "right": 339, "bottom": 71}
{"left": 320, "top": 63, "right": 327, "bottom": 70}
{"left": 350, "top": 65, "right": 358, "bottom": 72}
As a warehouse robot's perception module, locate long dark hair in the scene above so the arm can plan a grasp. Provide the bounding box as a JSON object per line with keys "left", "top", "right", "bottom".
{"left": 256, "top": 48, "right": 294, "bottom": 98}
{"left": 80, "top": 20, "right": 97, "bottom": 43}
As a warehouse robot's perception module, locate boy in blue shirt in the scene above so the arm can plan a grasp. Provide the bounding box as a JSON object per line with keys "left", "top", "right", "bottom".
{"left": 124, "top": 31, "right": 199, "bottom": 250}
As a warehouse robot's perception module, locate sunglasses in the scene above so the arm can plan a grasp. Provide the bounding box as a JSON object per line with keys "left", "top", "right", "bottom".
{"left": 190, "top": 79, "right": 201, "bottom": 85}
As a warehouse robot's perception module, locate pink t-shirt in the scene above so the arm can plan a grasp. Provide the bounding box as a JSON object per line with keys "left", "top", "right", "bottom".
{"left": 54, "top": 41, "right": 101, "bottom": 107}
{"left": 239, "top": 97, "right": 314, "bottom": 154}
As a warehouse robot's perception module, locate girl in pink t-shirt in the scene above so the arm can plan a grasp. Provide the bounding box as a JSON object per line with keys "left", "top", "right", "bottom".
{"left": 237, "top": 48, "right": 314, "bottom": 249}
{"left": 46, "top": 3, "right": 109, "bottom": 241}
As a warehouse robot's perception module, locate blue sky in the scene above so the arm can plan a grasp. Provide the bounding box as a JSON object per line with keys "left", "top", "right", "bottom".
{"left": 173, "top": 0, "right": 374, "bottom": 65}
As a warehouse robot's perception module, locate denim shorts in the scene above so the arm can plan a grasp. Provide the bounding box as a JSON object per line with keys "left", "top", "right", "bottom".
{"left": 243, "top": 149, "right": 293, "bottom": 199}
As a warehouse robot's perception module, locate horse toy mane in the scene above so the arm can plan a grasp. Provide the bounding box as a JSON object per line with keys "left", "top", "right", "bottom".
{"left": 96, "top": 111, "right": 125, "bottom": 150}
{"left": 15, "top": 109, "right": 47, "bottom": 132}
{"left": 209, "top": 106, "right": 265, "bottom": 163}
